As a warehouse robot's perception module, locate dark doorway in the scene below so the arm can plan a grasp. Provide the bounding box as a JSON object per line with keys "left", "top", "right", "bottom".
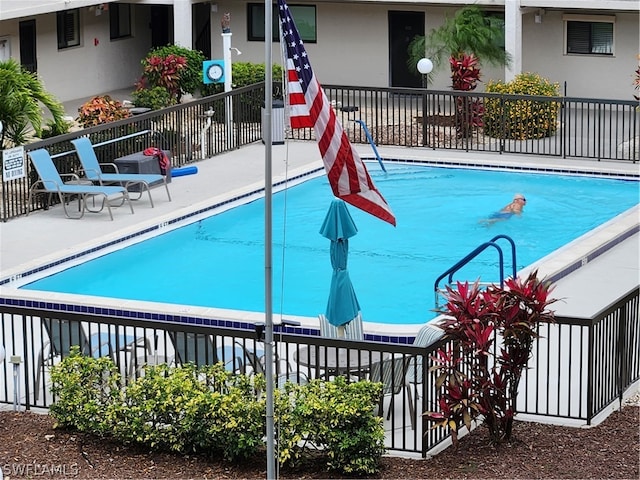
{"left": 194, "top": 3, "right": 211, "bottom": 58}
{"left": 388, "top": 11, "right": 424, "bottom": 88}
{"left": 150, "top": 5, "right": 173, "bottom": 48}
{"left": 19, "top": 20, "right": 37, "bottom": 73}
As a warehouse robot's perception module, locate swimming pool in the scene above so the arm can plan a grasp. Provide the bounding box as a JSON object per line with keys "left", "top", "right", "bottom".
{"left": 20, "top": 162, "right": 639, "bottom": 326}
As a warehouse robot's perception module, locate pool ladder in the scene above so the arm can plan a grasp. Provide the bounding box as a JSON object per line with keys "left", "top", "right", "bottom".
{"left": 434, "top": 234, "right": 517, "bottom": 309}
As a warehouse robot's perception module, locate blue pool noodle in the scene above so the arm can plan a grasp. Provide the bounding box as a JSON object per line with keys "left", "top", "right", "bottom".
{"left": 171, "top": 166, "right": 198, "bottom": 178}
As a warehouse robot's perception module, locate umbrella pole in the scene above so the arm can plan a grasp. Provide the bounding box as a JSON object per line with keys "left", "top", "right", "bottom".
{"left": 264, "top": 0, "right": 276, "bottom": 478}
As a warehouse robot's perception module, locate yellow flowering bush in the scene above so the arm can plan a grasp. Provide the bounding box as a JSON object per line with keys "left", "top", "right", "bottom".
{"left": 484, "top": 73, "right": 560, "bottom": 140}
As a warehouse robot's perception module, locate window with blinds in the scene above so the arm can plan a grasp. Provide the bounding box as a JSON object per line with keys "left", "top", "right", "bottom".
{"left": 566, "top": 20, "right": 613, "bottom": 56}
{"left": 57, "top": 9, "right": 80, "bottom": 49}
{"left": 110, "top": 4, "right": 132, "bottom": 40}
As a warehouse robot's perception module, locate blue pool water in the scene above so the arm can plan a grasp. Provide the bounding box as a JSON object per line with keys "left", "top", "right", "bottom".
{"left": 23, "top": 163, "right": 639, "bottom": 325}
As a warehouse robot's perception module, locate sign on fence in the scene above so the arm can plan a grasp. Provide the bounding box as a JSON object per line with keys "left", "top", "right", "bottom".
{"left": 2, "top": 146, "right": 25, "bottom": 182}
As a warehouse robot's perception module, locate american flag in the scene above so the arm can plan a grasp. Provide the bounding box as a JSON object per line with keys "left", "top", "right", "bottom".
{"left": 277, "top": 0, "right": 396, "bottom": 226}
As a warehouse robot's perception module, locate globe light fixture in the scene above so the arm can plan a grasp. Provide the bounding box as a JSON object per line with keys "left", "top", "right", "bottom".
{"left": 417, "top": 58, "right": 434, "bottom": 78}
{"left": 417, "top": 58, "right": 433, "bottom": 147}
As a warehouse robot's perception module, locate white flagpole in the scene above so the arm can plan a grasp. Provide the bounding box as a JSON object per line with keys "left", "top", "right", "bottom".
{"left": 264, "top": 0, "right": 276, "bottom": 478}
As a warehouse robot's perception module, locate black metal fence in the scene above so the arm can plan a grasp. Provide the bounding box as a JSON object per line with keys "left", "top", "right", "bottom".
{"left": 0, "top": 83, "right": 638, "bottom": 222}
{"left": 1, "top": 286, "right": 637, "bottom": 456}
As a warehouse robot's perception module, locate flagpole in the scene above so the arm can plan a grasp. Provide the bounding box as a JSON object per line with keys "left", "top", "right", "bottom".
{"left": 264, "top": 0, "right": 276, "bottom": 478}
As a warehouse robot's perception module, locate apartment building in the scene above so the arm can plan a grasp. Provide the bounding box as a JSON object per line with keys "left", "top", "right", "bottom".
{"left": 0, "top": 0, "right": 638, "bottom": 104}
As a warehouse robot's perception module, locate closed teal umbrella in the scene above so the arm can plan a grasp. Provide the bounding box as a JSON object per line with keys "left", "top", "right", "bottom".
{"left": 319, "top": 199, "right": 360, "bottom": 328}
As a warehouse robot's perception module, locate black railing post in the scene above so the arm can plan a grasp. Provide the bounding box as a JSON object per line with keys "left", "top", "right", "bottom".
{"left": 586, "top": 319, "right": 594, "bottom": 425}
{"left": 617, "top": 302, "right": 627, "bottom": 405}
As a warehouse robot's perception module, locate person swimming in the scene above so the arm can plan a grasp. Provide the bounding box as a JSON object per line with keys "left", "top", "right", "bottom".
{"left": 481, "top": 193, "right": 526, "bottom": 225}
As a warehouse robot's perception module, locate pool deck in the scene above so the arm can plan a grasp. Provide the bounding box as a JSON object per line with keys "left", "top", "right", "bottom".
{"left": 1, "top": 141, "right": 638, "bottom": 331}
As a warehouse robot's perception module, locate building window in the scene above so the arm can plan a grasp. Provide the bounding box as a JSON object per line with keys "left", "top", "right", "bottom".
{"left": 57, "top": 9, "right": 80, "bottom": 49}
{"left": 248, "top": 3, "right": 316, "bottom": 43}
{"left": 565, "top": 15, "right": 614, "bottom": 56}
{"left": 110, "top": 4, "right": 132, "bottom": 40}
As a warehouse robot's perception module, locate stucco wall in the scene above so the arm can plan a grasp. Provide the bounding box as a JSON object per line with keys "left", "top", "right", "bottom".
{"left": 0, "top": 4, "right": 151, "bottom": 104}
{"left": 214, "top": 2, "right": 637, "bottom": 100}
{"left": 0, "top": 1, "right": 636, "bottom": 104}
{"left": 522, "top": 10, "right": 638, "bottom": 100}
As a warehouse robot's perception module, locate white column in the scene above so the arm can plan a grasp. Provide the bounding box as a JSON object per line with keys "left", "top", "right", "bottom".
{"left": 222, "top": 33, "right": 233, "bottom": 92}
{"left": 504, "top": 0, "right": 522, "bottom": 82}
{"left": 173, "top": 0, "right": 193, "bottom": 48}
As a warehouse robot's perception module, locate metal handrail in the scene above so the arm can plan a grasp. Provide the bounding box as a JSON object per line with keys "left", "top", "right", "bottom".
{"left": 354, "top": 120, "right": 386, "bottom": 172}
{"left": 434, "top": 234, "right": 517, "bottom": 308}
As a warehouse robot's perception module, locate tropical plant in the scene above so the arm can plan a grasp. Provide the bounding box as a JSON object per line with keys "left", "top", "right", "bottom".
{"left": 136, "top": 45, "right": 206, "bottom": 103}
{"left": 450, "top": 53, "right": 482, "bottom": 92}
{"left": 136, "top": 53, "right": 186, "bottom": 102}
{"left": 407, "top": 6, "right": 510, "bottom": 138}
{"left": 407, "top": 6, "right": 510, "bottom": 77}
{"left": 77, "top": 95, "right": 131, "bottom": 128}
{"left": 40, "top": 118, "right": 73, "bottom": 139}
{"left": 425, "top": 271, "right": 556, "bottom": 447}
{"left": 450, "top": 53, "right": 484, "bottom": 138}
{"left": 484, "top": 73, "right": 561, "bottom": 140}
{"left": 0, "top": 59, "right": 66, "bottom": 148}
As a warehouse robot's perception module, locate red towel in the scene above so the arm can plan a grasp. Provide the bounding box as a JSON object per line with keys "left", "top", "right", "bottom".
{"left": 143, "top": 147, "right": 170, "bottom": 175}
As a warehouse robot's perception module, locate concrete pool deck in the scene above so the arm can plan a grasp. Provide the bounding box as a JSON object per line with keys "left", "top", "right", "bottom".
{"left": 0, "top": 141, "right": 638, "bottom": 333}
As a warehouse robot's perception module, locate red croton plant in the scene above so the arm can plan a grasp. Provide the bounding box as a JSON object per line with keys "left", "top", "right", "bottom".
{"left": 426, "top": 270, "right": 557, "bottom": 447}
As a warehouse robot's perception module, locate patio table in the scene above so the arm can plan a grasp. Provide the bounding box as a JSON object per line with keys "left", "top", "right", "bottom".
{"left": 294, "top": 345, "right": 387, "bottom": 379}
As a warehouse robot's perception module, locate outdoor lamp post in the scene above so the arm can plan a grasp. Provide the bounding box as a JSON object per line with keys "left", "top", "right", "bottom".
{"left": 417, "top": 58, "right": 433, "bottom": 146}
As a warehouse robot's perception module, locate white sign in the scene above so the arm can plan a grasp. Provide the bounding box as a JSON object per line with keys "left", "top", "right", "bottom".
{"left": 3, "top": 146, "right": 25, "bottom": 182}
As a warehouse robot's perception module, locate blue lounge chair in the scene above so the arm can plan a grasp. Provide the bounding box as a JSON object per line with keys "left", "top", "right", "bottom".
{"left": 71, "top": 137, "right": 172, "bottom": 207}
{"left": 28, "top": 148, "right": 134, "bottom": 220}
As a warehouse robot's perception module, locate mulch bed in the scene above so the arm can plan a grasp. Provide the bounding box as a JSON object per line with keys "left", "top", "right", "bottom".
{"left": 0, "top": 404, "right": 637, "bottom": 479}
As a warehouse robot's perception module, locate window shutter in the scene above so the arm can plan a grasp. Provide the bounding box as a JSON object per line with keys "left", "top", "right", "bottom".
{"left": 567, "top": 22, "right": 589, "bottom": 54}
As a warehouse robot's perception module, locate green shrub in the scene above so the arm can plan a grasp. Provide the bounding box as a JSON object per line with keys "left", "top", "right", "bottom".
{"left": 107, "top": 363, "right": 214, "bottom": 452}
{"left": 138, "top": 45, "right": 206, "bottom": 99}
{"left": 49, "top": 345, "right": 121, "bottom": 435}
{"left": 200, "top": 62, "right": 284, "bottom": 97}
{"left": 40, "top": 118, "right": 72, "bottom": 139}
{"left": 50, "top": 354, "right": 385, "bottom": 475}
{"left": 484, "top": 72, "right": 561, "bottom": 140}
{"left": 277, "top": 376, "right": 385, "bottom": 475}
{"left": 202, "top": 368, "right": 267, "bottom": 461}
{"left": 132, "top": 86, "right": 175, "bottom": 110}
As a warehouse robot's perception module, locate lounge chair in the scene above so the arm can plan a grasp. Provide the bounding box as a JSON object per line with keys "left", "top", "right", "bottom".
{"left": 169, "top": 331, "right": 245, "bottom": 372}
{"left": 369, "top": 355, "right": 412, "bottom": 426}
{"left": 234, "top": 339, "right": 308, "bottom": 387}
{"left": 28, "top": 148, "right": 134, "bottom": 220}
{"left": 35, "top": 318, "right": 150, "bottom": 401}
{"left": 405, "top": 324, "right": 445, "bottom": 429}
{"left": 318, "top": 313, "right": 364, "bottom": 340}
{"left": 71, "top": 137, "right": 172, "bottom": 207}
